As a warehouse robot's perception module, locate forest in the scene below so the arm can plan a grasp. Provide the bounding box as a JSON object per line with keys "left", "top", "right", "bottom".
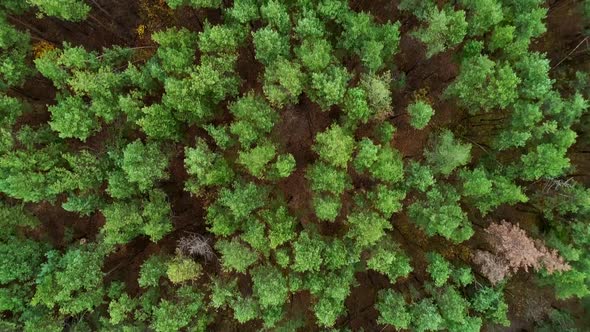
{"left": 1, "top": 0, "right": 589, "bottom": 331}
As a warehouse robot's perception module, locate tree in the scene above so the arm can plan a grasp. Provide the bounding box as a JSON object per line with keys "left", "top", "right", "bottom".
{"left": 0, "top": 16, "right": 32, "bottom": 90}
{"left": 260, "top": 206, "right": 296, "bottom": 249}
{"left": 408, "top": 184, "right": 473, "bottom": 243}
{"left": 150, "top": 286, "right": 209, "bottom": 332}
{"left": 263, "top": 58, "right": 304, "bottom": 107}
{"left": 375, "top": 289, "right": 411, "bottom": 329}
{"left": 412, "top": 6, "right": 467, "bottom": 58}
{"left": 32, "top": 245, "right": 106, "bottom": 315}
{"left": 199, "top": 22, "right": 243, "bottom": 54}
{"left": 359, "top": 71, "right": 393, "bottom": 117}
{"left": 252, "top": 27, "right": 290, "bottom": 65}
{"left": 471, "top": 285, "right": 510, "bottom": 326}
{"left": 459, "top": 167, "right": 528, "bottom": 215}
{"left": 138, "top": 103, "right": 181, "bottom": 140}
{"left": 307, "top": 162, "right": 351, "bottom": 195}
{"left": 152, "top": 27, "right": 199, "bottom": 75}
{"left": 405, "top": 161, "right": 434, "bottom": 192}
{"left": 122, "top": 140, "right": 169, "bottom": 191}
{"left": 251, "top": 264, "right": 289, "bottom": 309}
{"left": 474, "top": 221, "right": 570, "bottom": 285}
{"left": 520, "top": 143, "right": 571, "bottom": 180}
{"left": 346, "top": 211, "right": 391, "bottom": 248}
{"left": 308, "top": 65, "right": 350, "bottom": 109}
{"left": 260, "top": 0, "right": 291, "bottom": 33}
{"left": 411, "top": 298, "right": 443, "bottom": 332}
{"left": 215, "top": 238, "right": 258, "bottom": 273}
{"left": 312, "top": 124, "right": 355, "bottom": 168}
{"left": 368, "top": 146, "right": 404, "bottom": 183}
{"left": 166, "top": 256, "right": 202, "bottom": 284}
{"left": 312, "top": 194, "right": 342, "bottom": 222}
{"left": 445, "top": 55, "right": 520, "bottom": 113}
{"left": 296, "top": 38, "right": 333, "bottom": 72}
{"left": 408, "top": 100, "right": 434, "bottom": 129}
{"left": 367, "top": 237, "right": 412, "bottom": 282}
{"left": 48, "top": 95, "right": 99, "bottom": 141}
{"left": 292, "top": 231, "right": 324, "bottom": 272}
{"left": 138, "top": 255, "right": 167, "bottom": 288}
{"left": 184, "top": 139, "right": 233, "bottom": 194}
{"left": 424, "top": 130, "right": 472, "bottom": 176}
{"left": 29, "top": 0, "right": 90, "bottom": 21}
{"left": 229, "top": 92, "right": 278, "bottom": 148}
{"left": 460, "top": 0, "right": 503, "bottom": 36}
{"left": 166, "top": 0, "right": 221, "bottom": 9}
{"left": 368, "top": 184, "right": 406, "bottom": 218}
{"left": 426, "top": 252, "right": 452, "bottom": 287}
{"left": 237, "top": 142, "right": 277, "bottom": 178}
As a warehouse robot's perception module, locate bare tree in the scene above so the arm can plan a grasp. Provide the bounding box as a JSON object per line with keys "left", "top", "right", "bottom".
{"left": 177, "top": 233, "right": 216, "bottom": 262}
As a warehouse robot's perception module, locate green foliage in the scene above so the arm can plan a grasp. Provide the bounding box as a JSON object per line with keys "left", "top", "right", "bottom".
{"left": 184, "top": 138, "right": 234, "bottom": 194}
{"left": 424, "top": 130, "right": 472, "bottom": 176}
{"left": 32, "top": 246, "right": 105, "bottom": 315}
{"left": 237, "top": 142, "right": 277, "bottom": 178}
{"left": 29, "top": 0, "right": 90, "bottom": 21}
{"left": 460, "top": 167, "right": 528, "bottom": 214}
{"left": 409, "top": 184, "right": 473, "bottom": 243}
{"left": 199, "top": 22, "right": 243, "bottom": 54}
{"left": 339, "top": 12, "right": 401, "bottom": 71}
{"left": 215, "top": 238, "right": 258, "bottom": 273}
{"left": 312, "top": 194, "right": 342, "bottom": 222}
{"left": 261, "top": 206, "right": 296, "bottom": 249}
{"left": 411, "top": 298, "right": 443, "bottom": 332}
{"left": 346, "top": 211, "right": 391, "bottom": 248}
{"left": 313, "top": 124, "right": 355, "bottom": 168}
{"left": 48, "top": 95, "right": 99, "bottom": 141}
{"left": 368, "top": 184, "right": 406, "bottom": 218}
{"left": 367, "top": 237, "right": 412, "bottom": 282}
{"left": 0, "top": 237, "right": 45, "bottom": 284}
{"left": 260, "top": 0, "right": 291, "bottom": 33}
{"left": 375, "top": 289, "right": 411, "bottom": 329}
{"left": 368, "top": 146, "right": 404, "bottom": 183}
{"left": 263, "top": 58, "right": 304, "bottom": 107}
{"left": 166, "top": 0, "right": 221, "bottom": 9}
{"left": 406, "top": 161, "right": 435, "bottom": 192}
{"left": 307, "top": 162, "right": 351, "bottom": 195}
{"left": 461, "top": 0, "right": 503, "bottom": 36}
{"left": 122, "top": 140, "right": 169, "bottom": 191}
{"left": 166, "top": 256, "right": 202, "bottom": 284}
{"left": 251, "top": 264, "right": 289, "bottom": 308}
{"left": 296, "top": 38, "right": 333, "bottom": 72}
{"left": 408, "top": 100, "right": 434, "bottom": 129}
{"left": 150, "top": 286, "right": 208, "bottom": 332}
{"left": 471, "top": 285, "right": 510, "bottom": 326}
{"left": 101, "top": 190, "right": 172, "bottom": 245}
{"left": 0, "top": 17, "right": 32, "bottom": 90}
{"left": 2, "top": 1, "right": 588, "bottom": 330}
{"left": 308, "top": 65, "right": 350, "bottom": 109}
{"left": 292, "top": 231, "right": 324, "bottom": 272}
{"left": 445, "top": 55, "right": 520, "bottom": 113}
{"left": 229, "top": 92, "right": 277, "bottom": 148}
{"left": 253, "top": 27, "right": 290, "bottom": 66}
{"left": 138, "top": 255, "right": 167, "bottom": 288}
{"left": 138, "top": 104, "right": 181, "bottom": 140}
{"left": 426, "top": 252, "right": 452, "bottom": 287}
{"left": 412, "top": 6, "right": 467, "bottom": 58}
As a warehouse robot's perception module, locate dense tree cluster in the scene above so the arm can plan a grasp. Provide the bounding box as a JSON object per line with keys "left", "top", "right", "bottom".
{"left": 0, "top": 0, "right": 589, "bottom": 331}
